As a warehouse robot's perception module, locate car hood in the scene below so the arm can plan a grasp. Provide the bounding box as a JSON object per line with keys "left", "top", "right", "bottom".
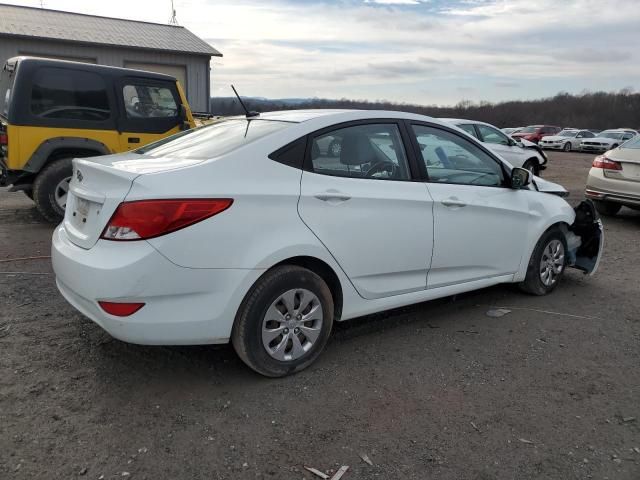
{"left": 540, "top": 135, "right": 569, "bottom": 142}
{"left": 531, "top": 176, "right": 568, "bottom": 196}
{"left": 586, "top": 137, "right": 618, "bottom": 144}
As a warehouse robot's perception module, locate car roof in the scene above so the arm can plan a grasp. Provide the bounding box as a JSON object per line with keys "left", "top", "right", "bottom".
{"left": 236, "top": 109, "right": 453, "bottom": 127}
{"left": 439, "top": 118, "right": 496, "bottom": 128}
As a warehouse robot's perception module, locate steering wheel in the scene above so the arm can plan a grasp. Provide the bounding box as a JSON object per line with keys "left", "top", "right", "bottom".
{"left": 365, "top": 161, "right": 399, "bottom": 179}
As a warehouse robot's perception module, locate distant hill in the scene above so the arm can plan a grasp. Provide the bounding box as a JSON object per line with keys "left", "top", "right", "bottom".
{"left": 210, "top": 90, "right": 640, "bottom": 130}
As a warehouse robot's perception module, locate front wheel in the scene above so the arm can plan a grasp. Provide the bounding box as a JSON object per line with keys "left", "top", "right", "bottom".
{"left": 563, "top": 142, "right": 572, "bottom": 152}
{"left": 522, "top": 159, "right": 539, "bottom": 176}
{"left": 594, "top": 200, "right": 621, "bottom": 216}
{"left": 32, "top": 158, "right": 73, "bottom": 223}
{"left": 519, "top": 229, "right": 567, "bottom": 295}
{"left": 231, "top": 265, "right": 334, "bottom": 377}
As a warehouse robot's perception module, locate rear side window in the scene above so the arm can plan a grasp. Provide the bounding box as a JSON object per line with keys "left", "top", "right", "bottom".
{"left": 457, "top": 124, "right": 478, "bottom": 139}
{"left": 137, "top": 119, "right": 291, "bottom": 159}
{"left": 123, "top": 84, "right": 178, "bottom": 118}
{"left": 30, "top": 67, "right": 110, "bottom": 121}
{"left": 0, "top": 64, "right": 15, "bottom": 118}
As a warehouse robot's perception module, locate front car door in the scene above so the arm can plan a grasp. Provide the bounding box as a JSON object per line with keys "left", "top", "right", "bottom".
{"left": 408, "top": 123, "right": 533, "bottom": 288}
{"left": 298, "top": 121, "right": 434, "bottom": 300}
{"left": 117, "top": 77, "right": 183, "bottom": 150}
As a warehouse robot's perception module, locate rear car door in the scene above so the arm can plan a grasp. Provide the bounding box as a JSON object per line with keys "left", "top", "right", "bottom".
{"left": 117, "top": 77, "right": 183, "bottom": 150}
{"left": 408, "top": 123, "right": 532, "bottom": 288}
{"left": 298, "top": 121, "right": 434, "bottom": 300}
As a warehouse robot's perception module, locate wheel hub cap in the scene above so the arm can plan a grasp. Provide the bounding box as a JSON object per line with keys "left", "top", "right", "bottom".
{"left": 55, "top": 176, "right": 72, "bottom": 210}
{"left": 539, "top": 239, "right": 565, "bottom": 286}
{"left": 261, "top": 289, "right": 323, "bottom": 362}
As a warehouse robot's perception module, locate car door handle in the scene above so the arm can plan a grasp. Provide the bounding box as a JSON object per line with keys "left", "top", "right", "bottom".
{"left": 441, "top": 199, "right": 467, "bottom": 208}
{"left": 314, "top": 192, "right": 351, "bottom": 203}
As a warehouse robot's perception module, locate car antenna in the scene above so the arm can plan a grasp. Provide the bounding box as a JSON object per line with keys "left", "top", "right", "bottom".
{"left": 231, "top": 85, "right": 260, "bottom": 118}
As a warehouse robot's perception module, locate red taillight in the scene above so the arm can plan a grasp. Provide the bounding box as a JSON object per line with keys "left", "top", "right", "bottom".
{"left": 98, "top": 301, "right": 145, "bottom": 317}
{"left": 592, "top": 155, "right": 622, "bottom": 170}
{"left": 101, "top": 198, "right": 233, "bottom": 241}
{"left": 0, "top": 132, "right": 7, "bottom": 146}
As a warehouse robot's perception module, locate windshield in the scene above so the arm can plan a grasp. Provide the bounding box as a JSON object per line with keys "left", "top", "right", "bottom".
{"left": 599, "top": 131, "right": 624, "bottom": 139}
{"left": 0, "top": 63, "right": 15, "bottom": 119}
{"left": 558, "top": 130, "right": 577, "bottom": 137}
{"left": 520, "top": 126, "right": 539, "bottom": 134}
{"left": 622, "top": 136, "right": 640, "bottom": 149}
{"left": 135, "top": 119, "right": 292, "bottom": 159}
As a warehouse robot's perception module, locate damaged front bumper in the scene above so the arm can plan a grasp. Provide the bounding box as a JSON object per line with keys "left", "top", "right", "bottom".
{"left": 565, "top": 200, "right": 604, "bottom": 275}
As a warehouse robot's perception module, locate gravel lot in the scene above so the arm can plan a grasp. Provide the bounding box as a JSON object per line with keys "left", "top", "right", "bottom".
{"left": 1, "top": 151, "right": 639, "bottom": 480}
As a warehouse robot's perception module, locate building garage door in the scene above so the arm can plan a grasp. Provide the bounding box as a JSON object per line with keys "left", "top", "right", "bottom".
{"left": 124, "top": 62, "right": 187, "bottom": 94}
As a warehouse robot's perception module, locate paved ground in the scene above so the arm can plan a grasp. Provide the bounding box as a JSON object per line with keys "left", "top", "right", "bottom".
{"left": 1, "top": 151, "right": 639, "bottom": 480}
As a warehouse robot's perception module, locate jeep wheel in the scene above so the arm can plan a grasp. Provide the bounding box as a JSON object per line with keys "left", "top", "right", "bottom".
{"left": 33, "top": 158, "right": 73, "bottom": 223}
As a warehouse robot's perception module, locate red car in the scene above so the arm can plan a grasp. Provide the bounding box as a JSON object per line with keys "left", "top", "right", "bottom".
{"left": 512, "top": 125, "right": 562, "bottom": 144}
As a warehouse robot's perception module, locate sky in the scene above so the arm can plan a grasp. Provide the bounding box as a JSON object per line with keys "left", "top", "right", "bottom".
{"left": 5, "top": 0, "right": 640, "bottom": 105}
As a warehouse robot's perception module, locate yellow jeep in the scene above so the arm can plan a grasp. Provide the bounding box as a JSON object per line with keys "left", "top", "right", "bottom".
{"left": 0, "top": 57, "right": 196, "bottom": 222}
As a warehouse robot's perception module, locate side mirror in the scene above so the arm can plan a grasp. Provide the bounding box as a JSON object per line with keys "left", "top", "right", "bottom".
{"left": 511, "top": 167, "right": 532, "bottom": 189}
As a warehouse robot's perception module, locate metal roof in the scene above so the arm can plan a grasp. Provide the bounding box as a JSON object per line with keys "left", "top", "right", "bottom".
{"left": 0, "top": 3, "right": 221, "bottom": 57}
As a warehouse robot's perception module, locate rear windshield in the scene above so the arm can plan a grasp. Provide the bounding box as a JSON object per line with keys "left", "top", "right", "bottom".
{"left": 136, "top": 119, "right": 292, "bottom": 159}
{"left": 0, "top": 64, "right": 15, "bottom": 119}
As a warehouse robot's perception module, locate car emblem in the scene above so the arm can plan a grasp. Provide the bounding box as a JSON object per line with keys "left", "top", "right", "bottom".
{"left": 76, "top": 170, "right": 83, "bottom": 182}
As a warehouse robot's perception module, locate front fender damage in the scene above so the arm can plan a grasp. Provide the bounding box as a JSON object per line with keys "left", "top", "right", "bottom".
{"left": 560, "top": 200, "right": 604, "bottom": 275}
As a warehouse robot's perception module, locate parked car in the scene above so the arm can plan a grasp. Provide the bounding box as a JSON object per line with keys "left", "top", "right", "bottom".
{"left": 52, "top": 110, "right": 603, "bottom": 377}
{"left": 539, "top": 129, "right": 596, "bottom": 151}
{"left": 512, "top": 125, "right": 562, "bottom": 144}
{"left": 502, "top": 127, "right": 524, "bottom": 135}
{"left": 585, "top": 135, "right": 640, "bottom": 215}
{"left": 442, "top": 119, "right": 547, "bottom": 175}
{"left": 580, "top": 129, "right": 637, "bottom": 153}
{"left": 0, "top": 57, "right": 196, "bottom": 222}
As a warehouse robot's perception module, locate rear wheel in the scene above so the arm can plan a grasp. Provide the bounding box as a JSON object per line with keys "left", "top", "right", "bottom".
{"left": 519, "top": 228, "right": 567, "bottom": 295}
{"left": 32, "top": 158, "right": 72, "bottom": 223}
{"left": 563, "top": 142, "right": 572, "bottom": 152}
{"left": 231, "top": 265, "right": 334, "bottom": 377}
{"left": 594, "top": 200, "right": 622, "bottom": 216}
{"left": 522, "top": 159, "right": 539, "bottom": 176}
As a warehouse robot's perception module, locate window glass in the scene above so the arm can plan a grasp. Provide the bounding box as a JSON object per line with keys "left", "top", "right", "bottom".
{"left": 310, "top": 124, "right": 410, "bottom": 181}
{"left": 621, "top": 136, "right": 640, "bottom": 149}
{"left": 457, "top": 124, "right": 478, "bottom": 139}
{"left": 30, "top": 67, "right": 110, "bottom": 121}
{"left": 135, "top": 119, "right": 291, "bottom": 159}
{"left": 412, "top": 125, "right": 504, "bottom": 187}
{"left": 123, "top": 84, "right": 178, "bottom": 118}
{"left": 477, "top": 124, "right": 510, "bottom": 145}
{"left": 622, "top": 133, "right": 634, "bottom": 141}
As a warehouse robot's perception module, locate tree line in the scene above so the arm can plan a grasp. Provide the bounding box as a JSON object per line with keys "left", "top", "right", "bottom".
{"left": 211, "top": 90, "right": 640, "bottom": 130}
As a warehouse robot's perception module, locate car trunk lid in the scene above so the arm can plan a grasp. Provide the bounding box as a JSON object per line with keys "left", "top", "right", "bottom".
{"left": 605, "top": 148, "right": 640, "bottom": 183}
{"left": 63, "top": 153, "right": 208, "bottom": 249}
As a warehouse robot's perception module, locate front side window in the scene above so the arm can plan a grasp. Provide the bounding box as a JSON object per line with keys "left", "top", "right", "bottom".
{"left": 412, "top": 125, "right": 504, "bottom": 187}
{"left": 123, "top": 84, "right": 178, "bottom": 118}
{"left": 30, "top": 67, "right": 110, "bottom": 121}
{"left": 310, "top": 124, "right": 410, "bottom": 181}
{"left": 476, "top": 124, "right": 510, "bottom": 145}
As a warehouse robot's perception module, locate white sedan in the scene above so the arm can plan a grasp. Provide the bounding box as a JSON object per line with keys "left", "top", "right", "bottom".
{"left": 539, "top": 129, "right": 596, "bottom": 151}
{"left": 52, "top": 110, "right": 603, "bottom": 377}
{"left": 441, "top": 119, "right": 547, "bottom": 175}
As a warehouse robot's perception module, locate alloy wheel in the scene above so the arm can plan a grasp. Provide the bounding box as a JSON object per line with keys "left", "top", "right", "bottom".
{"left": 539, "top": 239, "right": 565, "bottom": 286}
{"left": 261, "top": 289, "right": 323, "bottom": 362}
{"left": 55, "top": 176, "right": 71, "bottom": 210}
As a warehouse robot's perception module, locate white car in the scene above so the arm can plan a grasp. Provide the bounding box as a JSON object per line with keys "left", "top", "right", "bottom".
{"left": 580, "top": 129, "right": 637, "bottom": 153}
{"left": 52, "top": 110, "right": 603, "bottom": 377}
{"left": 539, "top": 129, "right": 596, "bottom": 152}
{"left": 441, "top": 119, "right": 547, "bottom": 175}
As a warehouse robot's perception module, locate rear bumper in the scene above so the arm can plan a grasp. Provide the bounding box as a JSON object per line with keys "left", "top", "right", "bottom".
{"left": 52, "top": 225, "right": 263, "bottom": 345}
{"left": 585, "top": 168, "right": 640, "bottom": 207}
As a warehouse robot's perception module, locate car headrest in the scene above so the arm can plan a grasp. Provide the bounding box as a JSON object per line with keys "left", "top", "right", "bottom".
{"left": 434, "top": 146, "right": 453, "bottom": 169}
{"left": 340, "top": 133, "right": 377, "bottom": 165}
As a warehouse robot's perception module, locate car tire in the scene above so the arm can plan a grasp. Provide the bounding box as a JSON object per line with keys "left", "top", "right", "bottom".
{"left": 328, "top": 139, "right": 342, "bottom": 158}
{"left": 522, "top": 159, "right": 539, "bottom": 176}
{"left": 231, "top": 265, "right": 334, "bottom": 377}
{"left": 593, "top": 200, "right": 622, "bottom": 216}
{"left": 563, "top": 142, "right": 572, "bottom": 152}
{"left": 611, "top": 144, "right": 619, "bottom": 149}
{"left": 32, "top": 158, "right": 73, "bottom": 223}
{"left": 519, "top": 228, "right": 567, "bottom": 296}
